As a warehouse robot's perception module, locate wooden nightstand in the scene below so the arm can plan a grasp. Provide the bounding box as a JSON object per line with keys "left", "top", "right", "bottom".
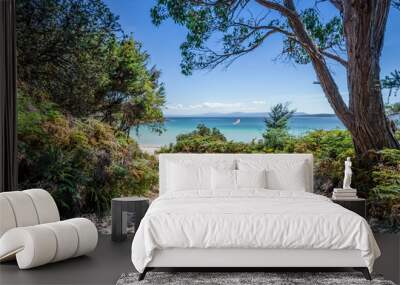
{"left": 332, "top": 198, "right": 366, "bottom": 219}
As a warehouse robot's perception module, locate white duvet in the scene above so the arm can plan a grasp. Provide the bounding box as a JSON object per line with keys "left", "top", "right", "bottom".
{"left": 131, "top": 190, "right": 380, "bottom": 273}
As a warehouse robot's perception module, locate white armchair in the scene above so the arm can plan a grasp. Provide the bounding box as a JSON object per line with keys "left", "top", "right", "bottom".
{"left": 0, "top": 189, "right": 98, "bottom": 269}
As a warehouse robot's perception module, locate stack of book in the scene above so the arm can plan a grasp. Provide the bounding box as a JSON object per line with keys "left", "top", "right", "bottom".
{"left": 332, "top": 188, "right": 358, "bottom": 200}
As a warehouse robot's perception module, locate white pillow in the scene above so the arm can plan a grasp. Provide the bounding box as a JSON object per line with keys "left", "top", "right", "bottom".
{"left": 238, "top": 159, "right": 308, "bottom": 191}
{"left": 236, "top": 169, "right": 267, "bottom": 189}
{"left": 211, "top": 168, "right": 237, "bottom": 191}
{"left": 167, "top": 162, "right": 212, "bottom": 192}
{"left": 266, "top": 161, "right": 307, "bottom": 191}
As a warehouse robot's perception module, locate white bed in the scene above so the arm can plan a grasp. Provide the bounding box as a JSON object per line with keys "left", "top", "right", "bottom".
{"left": 131, "top": 154, "right": 380, "bottom": 280}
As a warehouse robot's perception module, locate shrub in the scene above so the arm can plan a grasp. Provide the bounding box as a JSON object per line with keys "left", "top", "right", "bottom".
{"left": 159, "top": 124, "right": 259, "bottom": 153}
{"left": 293, "top": 129, "right": 354, "bottom": 195}
{"left": 18, "top": 93, "right": 158, "bottom": 217}
{"left": 368, "top": 149, "right": 400, "bottom": 232}
{"left": 262, "top": 103, "right": 296, "bottom": 152}
{"left": 263, "top": 128, "right": 293, "bottom": 151}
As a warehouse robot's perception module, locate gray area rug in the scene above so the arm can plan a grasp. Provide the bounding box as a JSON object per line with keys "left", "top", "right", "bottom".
{"left": 116, "top": 272, "right": 395, "bottom": 285}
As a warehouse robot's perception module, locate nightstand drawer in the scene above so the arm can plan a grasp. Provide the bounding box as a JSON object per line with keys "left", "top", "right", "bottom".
{"left": 332, "top": 199, "right": 366, "bottom": 219}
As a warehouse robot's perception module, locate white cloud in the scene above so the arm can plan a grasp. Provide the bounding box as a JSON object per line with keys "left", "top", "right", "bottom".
{"left": 165, "top": 93, "right": 338, "bottom": 115}
{"left": 202, "top": 102, "right": 244, "bottom": 108}
{"left": 251, "top": 100, "right": 267, "bottom": 105}
{"left": 165, "top": 100, "right": 270, "bottom": 115}
{"left": 167, "top": 102, "right": 244, "bottom": 110}
{"left": 188, "top": 104, "right": 203, "bottom": 109}
{"left": 165, "top": 104, "right": 184, "bottom": 110}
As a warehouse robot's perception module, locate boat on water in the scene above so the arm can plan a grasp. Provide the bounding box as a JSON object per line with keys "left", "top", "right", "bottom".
{"left": 233, "top": 119, "right": 240, "bottom": 125}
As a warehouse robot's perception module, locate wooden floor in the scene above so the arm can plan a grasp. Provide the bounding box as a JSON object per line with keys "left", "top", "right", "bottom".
{"left": 1, "top": 233, "right": 398, "bottom": 285}
{"left": 0, "top": 234, "right": 134, "bottom": 285}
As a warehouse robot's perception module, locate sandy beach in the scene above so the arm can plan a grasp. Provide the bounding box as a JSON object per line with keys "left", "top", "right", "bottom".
{"left": 140, "top": 144, "right": 161, "bottom": 155}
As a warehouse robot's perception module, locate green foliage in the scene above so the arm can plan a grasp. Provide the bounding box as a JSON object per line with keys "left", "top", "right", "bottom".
{"left": 368, "top": 149, "right": 400, "bottom": 233}
{"left": 396, "top": 130, "right": 400, "bottom": 142}
{"left": 18, "top": 93, "right": 159, "bottom": 217}
{"left": 264, "top": 103, "right": 295, "bottom": 130}
{"left": 159, "top": 124, "right": 258, "bottom": 153}
{"left": 17, "top": 0, "right": 120, "bottom": 113}
{"left": 293, "top": 129, "right": 354, "bottom": 195}
{"left": 382, "top": 70, "right": 400, "bottom": 100}
{"left": 263, "top": 128, "right": 293, "bottom": 152}
{"left": 177, "top": 123, "right": 226, "bottom": 142}
{"left": 16, "top": 0, "right": 164, "bottom": 217}
{"left": 293, "top": 129, "right": 354, "bottom": 160}
{"left": 151, "top": 1, "right": 345, "bottom": 74}
{"left": 386, "top": 103, "right": 400, "bottom": 115}
{"left": 382, "top": 69, "right": 400, "bottom": 129}
{"left": 17, "top": 0, "right": 165, "bottom": 133}
{"left": 263, "top": 103, "right": 295, "bottom": 150}
{"left": 282, "top": 9, "right": 343, "bottom": 64}
{"left": 101, "top": 38, "right": 166, "bottom": 134}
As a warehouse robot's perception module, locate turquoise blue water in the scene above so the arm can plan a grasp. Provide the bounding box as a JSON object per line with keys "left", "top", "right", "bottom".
{"left": 131, "top": 116, "right": 345, "bottom": 146}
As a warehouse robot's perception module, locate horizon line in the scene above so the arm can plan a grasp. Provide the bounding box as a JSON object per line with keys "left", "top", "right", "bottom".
{"left": 164, "top": 112, "right": 337, "bottom": 117}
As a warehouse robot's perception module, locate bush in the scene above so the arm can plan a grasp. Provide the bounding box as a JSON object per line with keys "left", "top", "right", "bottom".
{"left": 293, "top": 130, "right": 354, "bottom": 195}
{"left": 18, "top": 93, "right": 158, "bottom": 217}
{"left": 159, "top": 124, "right": 259, "bottom": 153}
{"left": 368, "top": 149, "right": 400, "bottom": 232}
{"left": 263, "top": 128, "right": 293, "bottom": 151}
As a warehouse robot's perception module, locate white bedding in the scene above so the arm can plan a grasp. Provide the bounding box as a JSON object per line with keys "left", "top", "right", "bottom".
{"left": 131, "top": 190, "right": 380, "bottom": 273}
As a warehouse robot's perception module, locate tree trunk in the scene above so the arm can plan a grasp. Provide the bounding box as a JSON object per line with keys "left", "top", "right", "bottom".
{"left": 343, "top": 0, "right": 399, "bottom": 156}
{"left": 282, "top": 0, "right": 399, "bottom": 158}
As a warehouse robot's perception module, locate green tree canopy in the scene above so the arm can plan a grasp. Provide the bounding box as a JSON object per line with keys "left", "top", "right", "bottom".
{"left": 263, "top": 103, "right": 295, "bottom": 150}
{"left": 17, "top": 0, "right": 120, "bottom": 113}
{"left": 177, "top": 123, "right": 227, "bottom": 142}
{"left": 264, "top": 103, "right": 295, "bottom": 130}
{"left": 17, "top": 0, "right": 165, "bottom": 134}
{"left": 382, "top": 70, "right": 400, "bottom": 103}
{"left": 151, "top": 0, "right": 345, "bottom": 75}
{"left": 99, "top": 37, "right": 166, "bottom": 134}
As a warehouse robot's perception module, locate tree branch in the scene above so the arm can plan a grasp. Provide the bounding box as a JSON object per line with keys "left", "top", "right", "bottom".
{"left": 255, "top": 0, "right": 299, "bottom": 20}
{"left": 232, "top": 21, "right": 296, "bottom": 39}
{"left": 234, "top": 20, "right": 347, "bottom": 68}
{"left": 272, "top": 0, "right": 353, "bottom": 127}
{"left": 320, "top": 50, "right": 347, "bottom": 67}
{"left": 200, "top": 29, "right": 278, "bottom": 69}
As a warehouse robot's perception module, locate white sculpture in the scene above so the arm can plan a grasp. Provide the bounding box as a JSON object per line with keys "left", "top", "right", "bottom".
{"left": 343, "top": 157, "right": 353, "bottom": 189}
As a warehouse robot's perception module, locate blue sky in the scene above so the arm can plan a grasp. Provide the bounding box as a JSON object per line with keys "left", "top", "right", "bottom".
{"left": 104, "top": 0, "right": 400, "bottom": 115}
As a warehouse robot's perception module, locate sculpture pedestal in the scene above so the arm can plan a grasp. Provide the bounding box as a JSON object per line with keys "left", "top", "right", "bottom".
{"left": 332, "top": 188, "right": 358, "bottom": 200}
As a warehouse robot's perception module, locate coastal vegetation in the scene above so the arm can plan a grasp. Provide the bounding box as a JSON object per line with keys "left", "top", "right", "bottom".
{"left": 17, "top": 93, "right": 159, "bottom": 217}
{"left": 263, "top": 103, "right": 295, "bottom": 150}
{"left": 17, "top": 0, "right": 165, "bottom": 134}
{"left": 16, "top": 0, "right": 162, "bottom": 217}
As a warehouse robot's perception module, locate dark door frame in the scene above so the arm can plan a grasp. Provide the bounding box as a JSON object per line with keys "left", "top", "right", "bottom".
{"left": 0, "top": 0, "right": 17, "bottom": 192}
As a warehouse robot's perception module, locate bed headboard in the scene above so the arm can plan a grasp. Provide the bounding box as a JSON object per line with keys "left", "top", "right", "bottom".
{"left": 159, "top": 153, "right": 314, "bottom": 195}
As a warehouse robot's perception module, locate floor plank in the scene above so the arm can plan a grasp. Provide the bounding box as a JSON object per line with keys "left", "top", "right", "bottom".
{"left": 0, "top": 234, "right": 133, "bottom": 285}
